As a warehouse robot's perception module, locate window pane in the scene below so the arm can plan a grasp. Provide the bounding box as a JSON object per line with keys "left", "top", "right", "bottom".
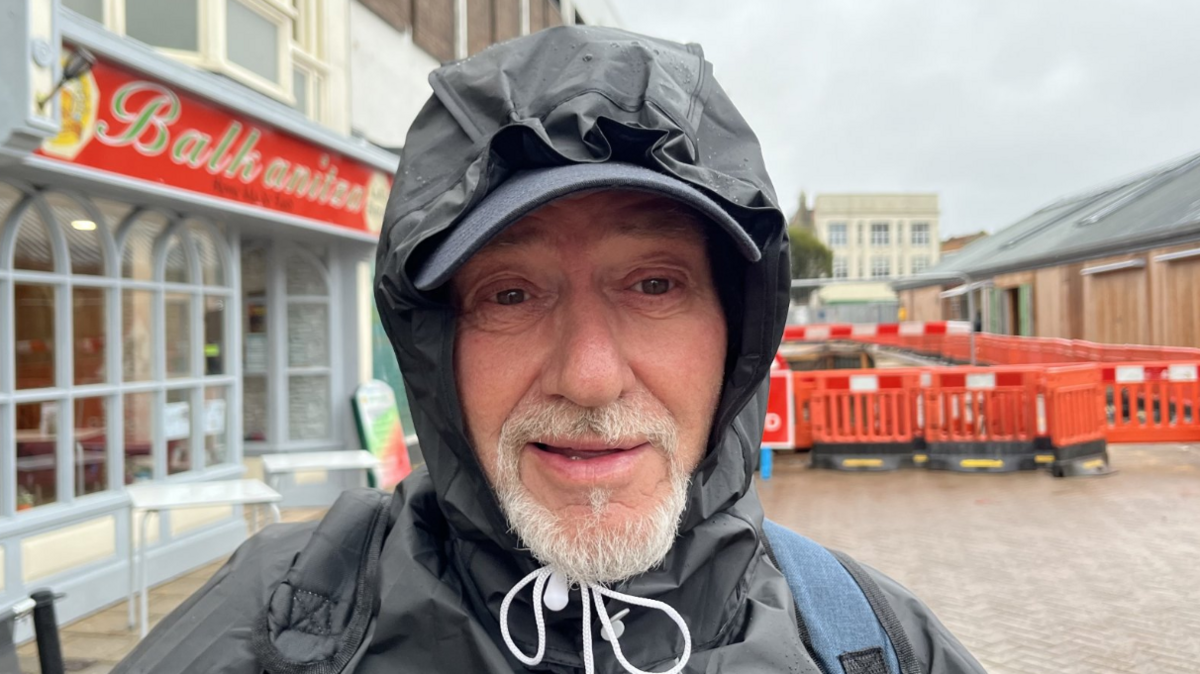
{"left": 293, "top": 68, "right": 308, "bottom": 113}
{"left": 205, "top": 296, "right": 227, "bottom": 375}
{"left": 165, "top": 293, "right": 193, "bottom": 378}
{"left": 286, "top": 252, "right": 326, "bottom": 295}
{"left": 164, "top": 235, "right": 191, "bottom": 284}
{"left": 122, "top": 212, "right": 168, "bottom": 280}
{"left": 288, "top": 374, "right": 329, "bottom": 440}
{"left": 242, "top": 247, "right": 268, "bottom": 296}
{"left": 244, "top": 374, "right": 268, "bottom": 441}
{"left": 204, "top": 387, "right": 230, "bottom": 466}
{"left": 73, "top": 286, "right": 107, "bottom": 385}
{"left": 63, "top": 0, "right": 104, "bottom": 21}
{"left": 46, "top": 193, "right": 107, "bottom": 276}
{"left": 288, "top": 303, "right": 328, "bottom": 367}
{"left": 126, "top": 0, "right": 198, "bottom": 51}
{"left": 15, "top": 284, "right": 56, "bottom": 390}
{"left": 16, "top": 401, "right": 59, "bottom": 510}
{"left": 191, "top": 223, "right": 226, "bottom": 286}
{"left": 228, "top": 0, "right": 280, "bottom": 82}
{"left": 310, "top": 76, "right": 322, "bottom": 120}
{"left": 166, "top": 388, "right": 193, "bottom": 474}
{"left": 13, "top": 207, "right": 55, "bottom": 272}
{"left": 124, "top": 391, "right": 155, "bottom": 483}
{"left": 122, "top": 289, "right": 154, "bottom": 381}
{"left": 74, "top": 396, "right": 108, "bottom": 496}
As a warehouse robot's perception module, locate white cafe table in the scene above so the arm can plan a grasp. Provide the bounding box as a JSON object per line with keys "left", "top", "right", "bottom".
{"left": 125, "top": 479, "right": 282, "bottom": 637}
{"left": 260, "top": 450, "right": 381, "bottom": 491}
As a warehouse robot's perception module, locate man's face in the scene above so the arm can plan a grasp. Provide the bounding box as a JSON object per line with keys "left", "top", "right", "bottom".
{"left": 452, "top": 190, "right": 728, "bottom": 584}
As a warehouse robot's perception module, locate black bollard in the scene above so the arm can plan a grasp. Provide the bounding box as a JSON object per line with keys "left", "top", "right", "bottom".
{"left": 30, "top": 590, "right": 64, "bottom": 674}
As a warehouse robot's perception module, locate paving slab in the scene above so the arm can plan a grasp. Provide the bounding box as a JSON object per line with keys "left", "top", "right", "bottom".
{"left": 759, "top": 443, "right": 1200, "bottom": 674}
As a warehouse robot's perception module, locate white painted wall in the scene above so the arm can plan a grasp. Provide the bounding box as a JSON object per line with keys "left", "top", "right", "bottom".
{"left": 349, "top": 1, "right": 440, "bottom": 149}
{"left": 573, "top": 0, "right": 623, "bottom": 27}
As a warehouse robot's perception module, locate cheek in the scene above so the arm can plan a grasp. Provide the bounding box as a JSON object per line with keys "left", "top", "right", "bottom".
{"left": 628, "top": 310, "right": 727, "bottom": 463}
{"left": 454, "top": 331, "right": 538, "bottom": 472}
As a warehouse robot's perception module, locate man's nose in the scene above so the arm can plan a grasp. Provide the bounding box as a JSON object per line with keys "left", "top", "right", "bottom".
{"left": 542, "top": 291, "right": 631, "bottom": 409}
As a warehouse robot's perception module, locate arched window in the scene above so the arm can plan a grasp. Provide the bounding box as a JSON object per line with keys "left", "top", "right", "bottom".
{"left": 1, "top": 185, "right": 235, "bottom": 515}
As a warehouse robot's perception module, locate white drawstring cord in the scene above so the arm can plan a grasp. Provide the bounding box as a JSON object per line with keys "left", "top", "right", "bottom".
{"left": 499, "top": 567, "right": 552, "bottom": 665}
{"left": 500, "top": 567, "right": 693, "bottom": 674}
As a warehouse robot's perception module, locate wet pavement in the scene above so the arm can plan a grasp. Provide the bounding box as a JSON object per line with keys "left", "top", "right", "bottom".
{"left": 759, "top": 443, "right": 1200, "bottom": 674}
{"left": 17, "top": 446, "right": 1200, "bottom": 673}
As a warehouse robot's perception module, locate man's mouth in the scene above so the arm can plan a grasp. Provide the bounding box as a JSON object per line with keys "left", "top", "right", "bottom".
{"left": 531, "top": 442, "right": 636, "bottom": 460}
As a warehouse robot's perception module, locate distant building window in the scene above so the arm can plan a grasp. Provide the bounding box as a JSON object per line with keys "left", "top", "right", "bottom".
{"left": 828, "top": 222, "right": 847, "bottom": 247}
{"left": 871, "top": 257, "right": 891, "bottom": 278}
{"left": 912, "top": 223, "right": 930, "bottom": 246}
{"left": 911, "top": 256, "right": 930, "bottom": 274}
{"left": 833, "top": 257, "right": 849, "bottom": 278}
{"left": 871, "top": 222, "right": 890, "bottom": 246}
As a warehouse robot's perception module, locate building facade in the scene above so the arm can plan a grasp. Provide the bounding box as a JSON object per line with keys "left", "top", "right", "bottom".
{"left": 896, "top": 152, "right": 1200, "bottom": 345}
{"left": 0, "top": 0, "right": 617, "bottom": 636}
{"left": 813, "top": 193, "right": 942, "bottom": 281}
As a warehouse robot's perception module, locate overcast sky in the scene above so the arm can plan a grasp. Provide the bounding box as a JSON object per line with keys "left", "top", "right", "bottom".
{"left": 606, "top": 0, "right": 1200, "bottom": 237}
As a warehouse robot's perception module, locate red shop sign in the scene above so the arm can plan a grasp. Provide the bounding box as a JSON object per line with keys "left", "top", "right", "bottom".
{"left": 38, "top": 55, "right": 392, "bottom": 235}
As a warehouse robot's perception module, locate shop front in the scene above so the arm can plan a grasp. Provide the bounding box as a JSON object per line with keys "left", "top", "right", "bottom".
{"left": 0, "top": 6, "right": 396, "bottom": 630}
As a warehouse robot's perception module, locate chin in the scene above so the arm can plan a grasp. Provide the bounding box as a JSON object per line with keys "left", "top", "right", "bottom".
{"left": 500, "top": 481, "right": 691, "bottom": 586}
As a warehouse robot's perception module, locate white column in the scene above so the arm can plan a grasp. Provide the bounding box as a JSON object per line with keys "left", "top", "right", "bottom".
{"left": 520, "top": 0, "right": 531, "bottom": 35}
{"left": 561, "top": 0, "right": 575, "bottom": 25}
{"left": 454, "top": 0, "right": 469, "bottom": 59}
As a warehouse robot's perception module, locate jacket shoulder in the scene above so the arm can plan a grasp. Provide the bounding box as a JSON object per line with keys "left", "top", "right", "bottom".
{"left": 112, "top": 520, "right": 318, "bottom": 674}
{"left": 857, "top": 561, "right": 988, "bottom": 674}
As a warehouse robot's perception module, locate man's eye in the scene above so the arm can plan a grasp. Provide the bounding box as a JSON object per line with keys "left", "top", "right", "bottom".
{"left": 495, "top": 289, "right": 527, "bottom": 305}
{"left": 637, "top": 278, "right": 673, "bottom": 295}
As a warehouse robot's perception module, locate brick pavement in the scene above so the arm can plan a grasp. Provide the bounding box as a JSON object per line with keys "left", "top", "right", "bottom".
{"left": 759, "top": 443, "right": 1200, "bottom": 674}
{"left": 17, "top": 447, "right": 1200, "bottom": 673}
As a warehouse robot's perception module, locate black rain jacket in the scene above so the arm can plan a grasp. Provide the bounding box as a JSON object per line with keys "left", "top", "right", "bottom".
{"left": 114, "top": 26, "right": 985, "bottom": 674}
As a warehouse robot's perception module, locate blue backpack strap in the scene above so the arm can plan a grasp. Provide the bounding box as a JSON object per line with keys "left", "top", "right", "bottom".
{"left": 763, "top": 519, "right": 916, "bottom": 674}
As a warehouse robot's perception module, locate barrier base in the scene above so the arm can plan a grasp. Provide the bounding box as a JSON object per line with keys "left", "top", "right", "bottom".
{"left": 925, "top": 441, "right": 1044, "bottom": 473}
{"left": 810, "top": 444, "right": 912, "bottom": 471}
{"left": 1051, "top": 439, "right": 1112, "bottom": 477}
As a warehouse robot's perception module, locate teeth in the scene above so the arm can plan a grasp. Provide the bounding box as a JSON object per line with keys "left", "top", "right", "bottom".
{"left": 570, "top": 456, "right": 581, "bottom": 461}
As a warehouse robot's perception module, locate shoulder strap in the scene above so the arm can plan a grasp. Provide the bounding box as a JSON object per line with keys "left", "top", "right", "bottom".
{"left": 763, "top": 519, "right": 918, "bottom": 674}
{"left": 252, "top": 488, "right": 392, "bottom": 674}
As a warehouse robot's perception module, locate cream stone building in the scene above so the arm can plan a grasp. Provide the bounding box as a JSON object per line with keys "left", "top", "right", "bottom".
{"left": 813, "top": 193, "right": 942, "bottom": 281}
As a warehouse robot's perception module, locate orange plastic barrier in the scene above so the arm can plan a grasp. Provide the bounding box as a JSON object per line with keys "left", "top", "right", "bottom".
{"left": 1043, "top": 365, "right": 1110, "bottom": 475}
{"left": 922, "top": 367, "right": 1040, "bottom": 444}
{"left": 782, "top": 322, "right": 1200, "bottom": 365}
{"left": 808, "top": 369, "right": 923, "bottom": 470}
{"left": 792, "top": 372, "right": 815, "bottom": 450}
{"left": 1101, "top": 363, "right": 1200, "bottom": 443}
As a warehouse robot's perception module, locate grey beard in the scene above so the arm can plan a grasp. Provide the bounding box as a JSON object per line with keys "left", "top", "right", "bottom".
{"left": 492, "top": 395, "right": 691, "bottom": 585}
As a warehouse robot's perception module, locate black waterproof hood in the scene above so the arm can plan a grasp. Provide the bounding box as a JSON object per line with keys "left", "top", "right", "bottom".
{"left": 369, "top": 24, "right": 795, "bottom": 672}
{"left": 374, "top": 23, "right": 790, "bottom": 552}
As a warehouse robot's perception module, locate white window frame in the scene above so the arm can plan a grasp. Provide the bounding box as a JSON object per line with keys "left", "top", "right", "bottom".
{"left": 827, "top": 222, "right": 847, "bottom": 247}
{"left": 832, "top": 257, "right": 848, "bottom": 279}
{"left": 870, "top": 256, "right": 891, "bottom": 279}
{"left": 74, "top": 0, "right": 326, "bottom": 119}
{"left": 910, "top": 256, "right": 929, "bottom": 274}
{"left": 912, "top": 222, "right": 930, "bottom": 246}
{"left": 870, "top": 222, "right": 890, "bottom": 247}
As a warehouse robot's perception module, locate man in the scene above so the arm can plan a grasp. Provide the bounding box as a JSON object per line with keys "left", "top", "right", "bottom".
{"left": 115, "top": 26, "right": 983, "bottom": 674}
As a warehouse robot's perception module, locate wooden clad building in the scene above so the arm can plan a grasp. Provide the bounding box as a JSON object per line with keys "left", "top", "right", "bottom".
{"left": 896, "top": 152, "right": 1200, "bottom": 347}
